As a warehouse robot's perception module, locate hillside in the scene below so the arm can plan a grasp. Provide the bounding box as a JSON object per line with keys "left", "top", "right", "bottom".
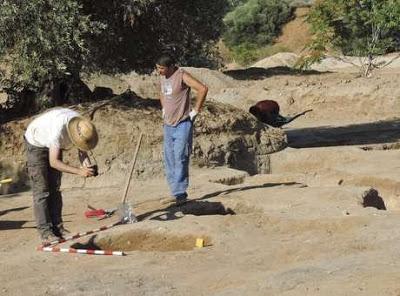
{"left": 274, "top": 7, "right": 312, "bottom": 54}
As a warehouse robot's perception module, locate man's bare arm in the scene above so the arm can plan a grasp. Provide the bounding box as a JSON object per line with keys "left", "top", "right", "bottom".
{"left": 49, "top": 146, "right": 94, "bottom": 177}
{"left": 182, "top": 71, "right": 208, "bottom": 112}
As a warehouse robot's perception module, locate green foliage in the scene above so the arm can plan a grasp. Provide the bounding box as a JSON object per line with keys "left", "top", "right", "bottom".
{"left": 223, "top": 0, "right": 294, "bottom": 48}
{"left": 290, "top": 0, "right": 314, "bottom": 8}
{"left": 303, "top": 0, "right": 400, "bottom": 67}
{"left": 230, "top": 43, "right": 290, "bottom": 65}
{"left": 0, "top": 0, "right": 229, "bottom": 116}
{"left": 227, "top": 0, "right": 247, "bottom": 8}
{"left": 0, "top": 0, "right": 229, "bottom": 80}
{"left": 0, "top": 0, "right": 102, "bottom": 92}
{"left": 82, "top": 0, "right": 229, "bottom": 73}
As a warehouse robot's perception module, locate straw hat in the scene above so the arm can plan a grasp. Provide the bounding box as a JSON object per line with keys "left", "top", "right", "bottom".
{"left": 67, "top": 116, "right": 98, "bottom": 151}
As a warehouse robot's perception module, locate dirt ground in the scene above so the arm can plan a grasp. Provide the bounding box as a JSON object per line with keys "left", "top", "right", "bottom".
{"left": 1, "top": 53, "right": 400, "bottom": 296}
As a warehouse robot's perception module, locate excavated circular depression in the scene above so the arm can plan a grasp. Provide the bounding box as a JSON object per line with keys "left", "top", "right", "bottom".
{"left": 70, "top": 201, "right": 252, "bottom": 252}
{"left": 358, "top": 188, "right": 386, "bottom": 210}
{"left": 87, "top": 230, "right": 211, "bottom": 252}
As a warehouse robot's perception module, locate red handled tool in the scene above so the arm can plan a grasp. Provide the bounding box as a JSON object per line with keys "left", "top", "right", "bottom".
{"left": 85, "top": 205, "right": 116, "bottom": 220}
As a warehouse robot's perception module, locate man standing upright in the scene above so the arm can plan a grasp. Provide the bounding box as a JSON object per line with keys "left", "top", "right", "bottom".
{"left": 25, "top": 107, "right": 98, "bottom": 245}
{"left": 156, "top": 54, "right": 208, "bottom": 205}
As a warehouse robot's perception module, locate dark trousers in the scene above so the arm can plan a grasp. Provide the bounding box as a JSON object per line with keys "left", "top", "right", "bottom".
{"left": 25, "top": 140, "right": 63, "bottom": 237}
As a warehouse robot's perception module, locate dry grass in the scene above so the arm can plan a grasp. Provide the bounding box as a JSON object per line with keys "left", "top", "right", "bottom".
{"left": 275, "top": 7, "right": 312, "bottom": 54}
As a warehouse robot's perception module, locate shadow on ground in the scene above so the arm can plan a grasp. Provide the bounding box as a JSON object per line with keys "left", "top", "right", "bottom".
{"left": 286, "top": 119, "right": 400, "bottom": 148}
{"left": 0, "top": 206, "right": 29, "bottom": 217}
{"left": 223, "top": 66, "right": 327, "bottom": 81}
{"left": 150, "top": 201, "right": 236, "bottom": 222}
{"left": 198, "top": 182, "right": 302, "bottom": 201}
{"left": 0, "top": 220, "right": 36, "bottom": 230}
{"left": 0, "top": 206, "right": 33, "bottom": 230}
{"left": 70, "top": 235, "right": 102, "bottom": 250}
{"left": 136, "top": 182, "right": 302, "bottom": 221}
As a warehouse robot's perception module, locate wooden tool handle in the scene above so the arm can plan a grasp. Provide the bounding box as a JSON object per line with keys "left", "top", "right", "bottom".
{"left": 0, "top": 178, "right": 12, "bottom": 184}
{"left": 121, "top": 132, "right": 143, "bottom": 203}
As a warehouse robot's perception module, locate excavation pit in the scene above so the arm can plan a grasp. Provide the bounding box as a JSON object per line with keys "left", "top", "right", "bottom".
{"left": 361, "top": 189, "right": 386, "bottom": 210}
{"left": 71, "top": 230, "right": 211, "bottom": 252}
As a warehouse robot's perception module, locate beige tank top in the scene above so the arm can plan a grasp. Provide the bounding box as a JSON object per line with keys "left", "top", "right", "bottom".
{"left": 161, "top": 68, "right": 190, "bottom": 126}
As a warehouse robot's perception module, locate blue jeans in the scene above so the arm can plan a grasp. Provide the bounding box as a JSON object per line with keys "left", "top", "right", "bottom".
{"left": 163, "top": 119, "right": 193, "bottom": 199}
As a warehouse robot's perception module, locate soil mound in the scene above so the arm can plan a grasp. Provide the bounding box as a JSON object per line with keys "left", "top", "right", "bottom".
{"left": 251, "top": 52, "right": 300, "bottom": 69}
{"left": 101, "top": 67, "right": 238, "bottom": 101}
{"left": 0, "top": 93, "right": 287, "bottom": 194}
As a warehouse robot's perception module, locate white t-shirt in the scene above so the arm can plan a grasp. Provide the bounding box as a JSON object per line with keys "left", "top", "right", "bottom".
{"left": 25, "top": 108, "right": 79, "bottom": 149}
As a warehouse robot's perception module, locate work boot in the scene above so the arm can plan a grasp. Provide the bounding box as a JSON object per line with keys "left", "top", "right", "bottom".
{"left": 175, "top": 193, "right": 188, "bottom": 206}
{"left": 40, "top": 230, "right": 59, "bottom": 246}
{"left": 160, "top": 196, "right": 189, "bottom": 207}
{"left": 53, "top": 224, "right": 70, "bottom": 239}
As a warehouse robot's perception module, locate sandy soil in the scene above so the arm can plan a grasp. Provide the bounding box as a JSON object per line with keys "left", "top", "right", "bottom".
{"left": 1, "top": 52, "right": 400, "bottom": 295}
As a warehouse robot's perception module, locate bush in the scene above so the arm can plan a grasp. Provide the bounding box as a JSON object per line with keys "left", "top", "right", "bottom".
{"left": 0, "top": 0, "right": 229, "bottom": 117}
{"left": 0, "top": 0, "right": 101, "bottom": 92}
{"left": 82, "top": 0, "right": 229, "bottom": 73}
{"left": 223, "top": 0, "right": 294, "bottom": 48}
{"left": 301, "top": 0, "right": 400, "bottom": 74}
{"left": 227, "top": 0, "right": 247, "bottom": 8}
